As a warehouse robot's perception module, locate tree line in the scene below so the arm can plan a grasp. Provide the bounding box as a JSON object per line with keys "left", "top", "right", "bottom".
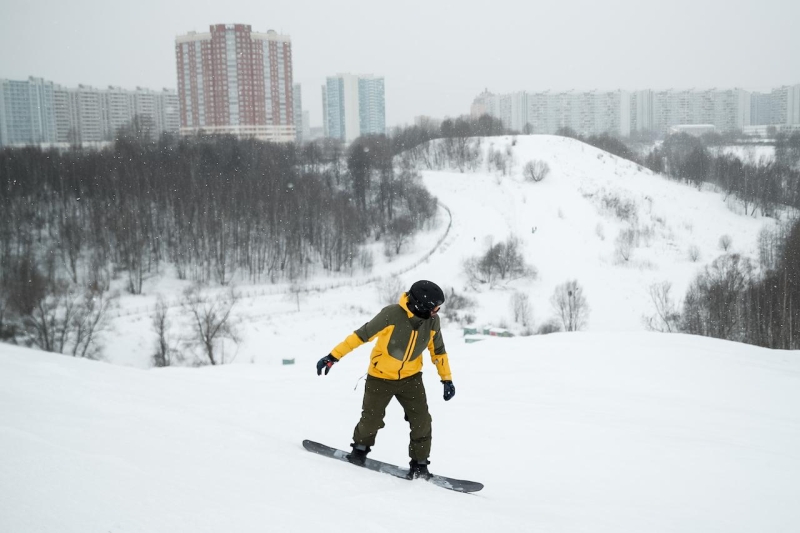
{"left": 644, "top": 217, "right": 800, "bottom": 350}
{"left": 642, "top": 132, "right": 800, "bottom": 214}
{"left": 628, "top": 132, "right": 800, "bottom": 349}
{"left": 0, "top": 133, "right": 441, "bottom": 353}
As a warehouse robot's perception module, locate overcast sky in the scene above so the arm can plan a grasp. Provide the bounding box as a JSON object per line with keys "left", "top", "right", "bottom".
{"left": 1, "top": 0, "right": 798, "bottom": 128}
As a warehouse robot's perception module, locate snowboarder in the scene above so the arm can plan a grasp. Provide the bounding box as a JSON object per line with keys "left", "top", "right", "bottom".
{"left": 316, "top": 280, "right": 455, "bottom": 480}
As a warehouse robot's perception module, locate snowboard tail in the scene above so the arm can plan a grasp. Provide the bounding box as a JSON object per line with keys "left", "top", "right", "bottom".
{"left": 302, "top": 439, "right": 483, "bottom": 493}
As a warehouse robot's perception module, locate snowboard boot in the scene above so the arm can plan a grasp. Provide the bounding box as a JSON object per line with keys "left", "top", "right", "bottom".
{"left": 346, "top": 444, "right": 370, "bottom": 466}
{"left": 407, "top": 459, "right": 432, "bottom": 480}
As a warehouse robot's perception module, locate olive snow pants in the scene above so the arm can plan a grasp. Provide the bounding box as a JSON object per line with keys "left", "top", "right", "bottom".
{"left": 352, "top": 373, "right": 433, "bottom": 462}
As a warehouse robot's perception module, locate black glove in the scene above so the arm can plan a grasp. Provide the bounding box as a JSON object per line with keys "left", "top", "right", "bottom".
{"left": 442, "top": 380, "right": 456, "bottom": 401}
{"left": 317, "top": 354, "right": 338, "bottom": 376}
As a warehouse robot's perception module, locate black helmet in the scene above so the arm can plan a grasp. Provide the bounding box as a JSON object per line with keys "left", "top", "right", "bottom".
{"left": 406, "top": 280, "right": 445, "bottom": 319}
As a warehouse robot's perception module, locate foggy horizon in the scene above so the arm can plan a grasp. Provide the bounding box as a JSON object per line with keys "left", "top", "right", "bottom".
{"left": 2, "top": 0, "right": 799, "bottom": 128}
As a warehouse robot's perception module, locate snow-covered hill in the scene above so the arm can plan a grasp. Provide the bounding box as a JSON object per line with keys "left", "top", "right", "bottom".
{"left": 417, "top": 135, "right": 771, "bottom": 333}
{"left": 100, "top": 135, "right": 779, "bottom": 369}
{"left": 2, "top": 135, "right": 798, "bottom": 532}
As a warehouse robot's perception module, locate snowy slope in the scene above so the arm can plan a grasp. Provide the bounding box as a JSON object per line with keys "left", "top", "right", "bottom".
{"left": 2, "top": 334, "right": 799, "bottom": 533}
{"left": 2, "top": 135, "right": 798, "bottom": 532}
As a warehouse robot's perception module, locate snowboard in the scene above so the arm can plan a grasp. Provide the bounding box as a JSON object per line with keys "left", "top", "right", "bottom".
{"left": 302, "top": 439, "right": 483, "bottom": 493}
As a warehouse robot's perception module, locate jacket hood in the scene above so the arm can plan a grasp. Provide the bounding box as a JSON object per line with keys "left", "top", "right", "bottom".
{"left": 399, "top": 293, "right": 415, "bottom": 318}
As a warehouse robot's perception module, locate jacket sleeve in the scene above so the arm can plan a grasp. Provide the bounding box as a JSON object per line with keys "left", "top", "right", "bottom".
{"left": 330, "top": 306, "right": 393, "bottom": 360}
{"left": 428, "top": 316, "right": 452, "bottom": 381}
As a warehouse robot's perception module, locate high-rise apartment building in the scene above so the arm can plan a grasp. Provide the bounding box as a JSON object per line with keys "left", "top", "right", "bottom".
{"left": 0, "top": 77, "right": 57, "bottom": 146}
{"left": 358, "top": 75, "right": 385, "bottom": 136}
{"left": 323, "top": 73, "right": 385, "bottom": 143}
{"left": 175, "top": 24, "right": 295, "bottom": 142}
{"left": 293, "top": 83, "right": 303, "bottom": 144}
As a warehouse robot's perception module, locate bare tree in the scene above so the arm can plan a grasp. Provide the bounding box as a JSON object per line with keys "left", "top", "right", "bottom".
{"left": 464, "top": 235, "right": 535, "bottom": 287}
{"left": 643, "top": 281, "right": 681, "bottom": 333}
{"left": 385, "top": 216, "right": 415, "bottom": 256}
{"left": 152, "top": 296, "right": 175, "bottom": 367}
{"left": 182, "top": 285, "right": 241, "bottom": 365}
{"left": 510, "top": 291, "right": 533, "bottom": 327}
{"left": 551, "top": 280, "right": 589, "bottom": 332}
{"left": 287, "top": 281, "right": 306, "bottom": 312}
{"left": 69, "top": 288, "right": 115, "bottom": 359}
{"left": 682, "top": 254, "right": 753, "bottom": 340}
{"left": 688, "top": 245, "right": 701, "bottom": 263}
{"left": 21, "top": 281, "right": 72, "bottom": 353}
{"left": 0, "top": 294, "right": 15, "bottom": 341}
{"left": 20, "top": 281, "right": 112, "bottom": 358}
{"left": 58, "top": 213, "right": 83, "bottom": 284}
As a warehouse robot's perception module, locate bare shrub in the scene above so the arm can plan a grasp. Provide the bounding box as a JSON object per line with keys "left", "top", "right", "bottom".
{"left": 376, "top": 276, "right": 406, "bottom": 306}
{"left": 718, "top": 234, "right": 733, "bottom": 252}
{"left": 358, "top": 249, "right": 374, "bottom": 272}
{"left": 488, "top": 147, "right": 512, "bottom": 176}
{"left": 523, "top": 160, "right": 551, "bottom": 182}
{"left": 441, "top": 288, "right": 476, "bottom": 324}
{"left": 595, "top": 223, "right": 606, "bottom": 241}
{"left": 615, "top": 228, "right": 637, "bottom": 262}
{"left": 550, "top": 280, "right": 590, "bottom": 331}
{"left": 601, "top": 192, "right": 638, "bottom": 222}
{"left": 688, "top": 245, "right": 701, "bottom": 262}
{"left": 537, "top": 319, "right": 562, "bottom": 335}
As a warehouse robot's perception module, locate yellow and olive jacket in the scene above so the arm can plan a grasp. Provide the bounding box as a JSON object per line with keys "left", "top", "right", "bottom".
{"left": 330, "top": 294, "right": 452, "bottom": 381}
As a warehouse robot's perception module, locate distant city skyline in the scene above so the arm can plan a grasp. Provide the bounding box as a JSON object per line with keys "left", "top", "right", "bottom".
{"left": 473, "top": 85, "right": 800, "bottom": 137}
{"left": 2, "top": 0, "right": 798, "bottom": 129}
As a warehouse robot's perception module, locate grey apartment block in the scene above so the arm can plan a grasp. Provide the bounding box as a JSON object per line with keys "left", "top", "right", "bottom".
{"left": 477, "top": 86, "right": 758, "bottom": 136}
{"left": 2, "top": 78, "right": 179, "bottom": 147}
{"left": 0, "top": 77, "right": 57, "bottom": 147}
